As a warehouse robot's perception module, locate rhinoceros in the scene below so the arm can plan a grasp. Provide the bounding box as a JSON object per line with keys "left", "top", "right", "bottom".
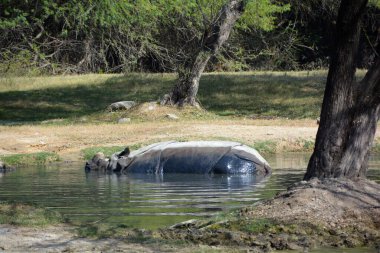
{"left": 85, "top": 141, "right": 271, "bottom": 176}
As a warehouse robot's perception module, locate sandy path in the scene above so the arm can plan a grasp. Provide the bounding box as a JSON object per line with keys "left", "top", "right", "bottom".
{"left": 0, "top": 120, "right": 321, "bottom": 158}
{"left": 0, "top": 225, "right": 240, "bottom": 253}
{"left": 0, "top": 225, "right": 156, "bottom": 253}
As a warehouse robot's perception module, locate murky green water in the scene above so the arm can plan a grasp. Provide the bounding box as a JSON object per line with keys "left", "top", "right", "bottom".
{"left": 0, "top": 153, "right": 379, "bottom": 230}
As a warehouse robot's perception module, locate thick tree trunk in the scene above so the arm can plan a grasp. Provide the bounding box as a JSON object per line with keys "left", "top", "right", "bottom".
{"left": 304, "top": 0, "right": 380, "bottom": 180}
{"left": 161, "top": 0, "right": 245, "bottom": 106}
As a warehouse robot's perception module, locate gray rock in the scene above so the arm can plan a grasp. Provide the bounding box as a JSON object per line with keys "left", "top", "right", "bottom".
{"left": 147, "top": 102, "right": 157, "bottom": 111}
{"left": 170, "top": 219, "right": 199, "bottom": 229}
{"left": 108, "top": 101, "right": 137, "bottom": 112}
{"left": 166, "top": 114, "right": 179, "bottom": 120}
{"left": 117, "top": 118, "right": 131, "bottom": 124}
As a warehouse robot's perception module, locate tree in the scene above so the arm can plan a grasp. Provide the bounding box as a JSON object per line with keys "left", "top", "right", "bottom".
{"left": 160, "top": 0, "right": 244, "bottom": 106}
{"left": 0, "top": 0, "right": 166, "bottom": 73}
{"left": 304, "top": 0, "right": 380, "bottom": 180}
{"left": 159, "top": 0, "right": 288, "bottom": 106}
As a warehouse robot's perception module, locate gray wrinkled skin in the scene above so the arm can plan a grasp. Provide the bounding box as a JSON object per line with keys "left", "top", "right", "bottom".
{"left": 85, "top": 141, "right": 271, "bottom": 176}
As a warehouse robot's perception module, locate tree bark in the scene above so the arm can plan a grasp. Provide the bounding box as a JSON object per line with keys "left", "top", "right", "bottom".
{"left": 161, "top": 0, "right": 245, "bottom": 106}
{"left": 304, "top": 0, "right": 380, "bottom": 180}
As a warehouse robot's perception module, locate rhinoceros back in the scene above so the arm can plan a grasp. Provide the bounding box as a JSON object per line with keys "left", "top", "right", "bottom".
{"left": 122, "top": 141, "right": 270, "bottom": 175}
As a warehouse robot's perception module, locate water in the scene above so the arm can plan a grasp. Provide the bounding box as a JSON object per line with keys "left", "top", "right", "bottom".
{"left": 0, "top": 153, "right": 379, "bottom": 229}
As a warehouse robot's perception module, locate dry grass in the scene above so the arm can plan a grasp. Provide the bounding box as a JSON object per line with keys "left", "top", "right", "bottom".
{"left": 0, "top": 118, "right": 319, "bottom": 160}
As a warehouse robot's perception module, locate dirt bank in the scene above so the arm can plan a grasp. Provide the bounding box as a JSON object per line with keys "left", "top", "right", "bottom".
{"left": 0, "top": 224, "right": 251, "bottom": 253}
{"left": 161, "top": 178, "right": 380, "bottom": 252}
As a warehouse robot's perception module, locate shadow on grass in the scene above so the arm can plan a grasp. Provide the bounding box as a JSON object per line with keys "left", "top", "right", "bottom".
{"left": 0, "top": 74, "right": 174, "bottom": 123}
{"left": 0, "top": 73, "right": 325, "bottom": 124}
{"left": 199, "top": 73, "right": 325, "bottom": 119}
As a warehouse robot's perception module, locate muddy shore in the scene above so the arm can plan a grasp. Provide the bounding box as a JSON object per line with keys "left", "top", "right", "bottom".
{"left": 161, "top": 178, "right": 380, "bottom": 252}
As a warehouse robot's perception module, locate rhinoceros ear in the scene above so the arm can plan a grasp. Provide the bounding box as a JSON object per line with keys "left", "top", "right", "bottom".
{"left": 118, "top": 147, "right": 130, "bottom": 158}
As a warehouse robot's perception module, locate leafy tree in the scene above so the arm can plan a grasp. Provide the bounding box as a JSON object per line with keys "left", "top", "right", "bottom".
{"left": 1, "top": 0, "right": 377, "bottom": 76}
{"left": 0, "top": 0, "right": 163, "bottom": 73}
{"left": 158, "top": 0, "right": 289, "bottom": 106}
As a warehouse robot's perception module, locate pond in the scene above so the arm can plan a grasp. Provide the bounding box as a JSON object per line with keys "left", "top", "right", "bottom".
{"left": 0, "top": 153, "right": 379, "bottom": 230}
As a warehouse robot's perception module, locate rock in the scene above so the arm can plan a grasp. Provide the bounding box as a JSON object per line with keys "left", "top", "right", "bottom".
{"left": 117, "top": 118, "right": 131, "bottom": 124}
{"left": 170, "top": 219, "right": 199, "bottom": 229}
{"left": 147, "top": 102, "right": 157, "bottom": 111}
{"left": 287, "top": 242, "right": 303, "bottom": 250}
{"left": 166, "top": 113, "right": 179, "bottom": 120}
{"left": 108, "top": 101, "right": 137, "bottom": 112}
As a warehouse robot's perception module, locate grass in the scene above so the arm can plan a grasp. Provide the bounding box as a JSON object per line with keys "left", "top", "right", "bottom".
{"left": 0, "top": 152, "right": 60, "bottom": 166}
{"left": 0, "top": 71, "right": 334, "bottom": 124}
{"left": 81, "top": 143, "right": 143, "bottom": 160}
{"left": 252, "top": 140, "right": 278, "bottom": 154}
{"left": 81, "top": 146, "right": 126, "bottom": 160}
{"left": 0, "top": 202, "right": 63, "bottom": 226}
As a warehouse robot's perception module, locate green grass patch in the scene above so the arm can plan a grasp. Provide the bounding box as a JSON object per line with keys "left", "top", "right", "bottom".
{"left": 302, "top": 139, "right": 315, "bottom": 151}
{"left": 252, "top": 140, "right": 277, "bottom": 154}
{"left": 81, "top": 146, "right": 125, "bottom": 160}
{"left": 371, "top": 141, "right": 380, "bottom": 153}
{"left": 0, "top": 152, "right": 60, "bottom": 166}
{"left": 0, "top": 202, "right": 63, "bottom": 227}
{"left": 81, "top": 144, "right": 143, "bottom": 160}
{"left": 239, "top": 218, "right": 276, "bottom": 233}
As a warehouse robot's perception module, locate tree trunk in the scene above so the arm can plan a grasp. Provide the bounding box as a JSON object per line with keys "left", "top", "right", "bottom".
{"left": 304, "top": 0, "right": 380, "bottom": 180}
{"left": 161, "top": 0, "right": 245, "bottom": 106}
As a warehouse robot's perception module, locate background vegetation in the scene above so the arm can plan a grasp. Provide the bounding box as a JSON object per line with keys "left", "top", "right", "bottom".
{"left": 1, "top": 0, "right": 379, "bottom": 75}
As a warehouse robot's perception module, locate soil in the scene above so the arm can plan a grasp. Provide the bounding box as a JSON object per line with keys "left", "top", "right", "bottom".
{"left": 0, "top": 224, "right": 247, "bottom": 253}
{"left": 0, "top": 119, "right": 320, "bottom": 159}
{"left": 0, "top": 225, "right": 149, "bottom": 253}
{"left": 161, "top": 178, "right": 380, "bottom": 252}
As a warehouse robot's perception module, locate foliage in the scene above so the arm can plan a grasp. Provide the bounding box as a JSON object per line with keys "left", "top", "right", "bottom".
{"left": 154, "top": 0, "right": 289, "bottom": 72}
{"left": 1, "top": 0, "right": 378, "bottom": 73}
{"left": 0, "top": 0, "right": 289, "bottom": 74}
{"left": 369, "top": 0, "right": 380, "bottom": 7}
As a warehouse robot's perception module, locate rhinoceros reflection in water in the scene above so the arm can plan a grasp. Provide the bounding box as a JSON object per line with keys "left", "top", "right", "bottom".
{"left": 85, "top": 141, "right": 271, "bottom": 176}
